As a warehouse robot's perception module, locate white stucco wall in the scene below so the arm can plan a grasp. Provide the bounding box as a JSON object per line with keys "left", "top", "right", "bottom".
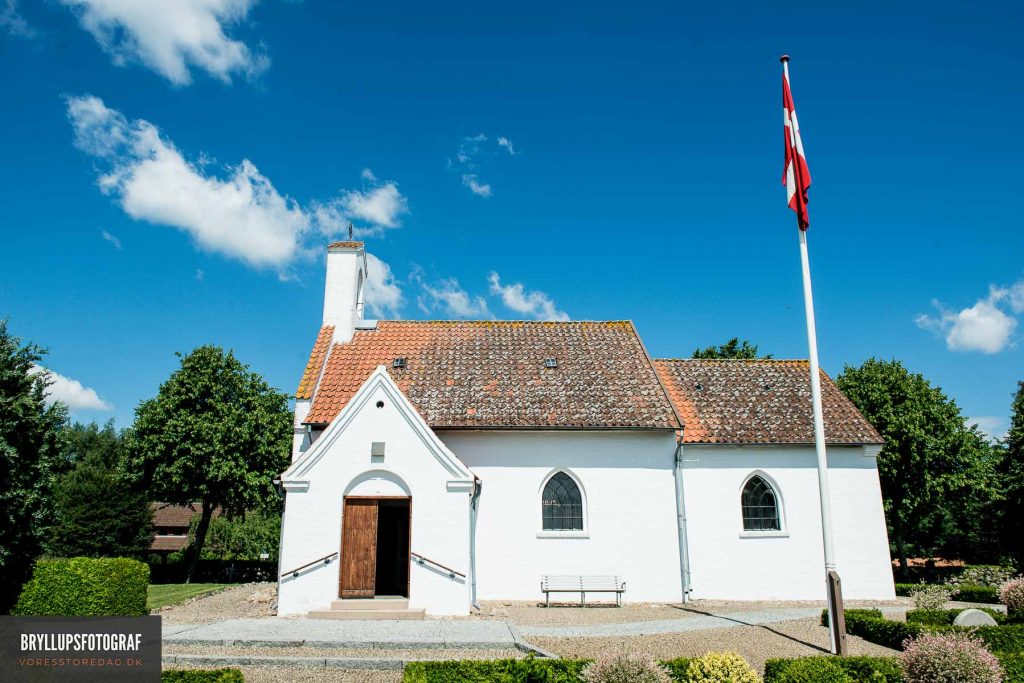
{"left": 277, "top": 369, "right": 474, "bottom": 616}
{"left": 680, "top": 444, "right": 895, "bottom": 601}
{"left": 440, "top": 430, "right": 685, "bottom": 604}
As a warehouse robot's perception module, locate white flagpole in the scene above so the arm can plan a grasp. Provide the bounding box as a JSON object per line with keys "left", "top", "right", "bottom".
{"left": 783, "top": 55, "right": 845, "bottom": 655}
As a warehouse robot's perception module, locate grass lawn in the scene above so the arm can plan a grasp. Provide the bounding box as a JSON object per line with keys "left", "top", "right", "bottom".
{"left": 146, "top": 583, "right": 233, "bottom": 610}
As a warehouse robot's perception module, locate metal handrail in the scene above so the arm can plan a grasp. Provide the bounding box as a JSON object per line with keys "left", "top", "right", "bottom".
{"left": 410, "top": 551, "right": 466, "bottom": 579}
{"left": 280, "top": 552, "right": 338, "bottom": 579}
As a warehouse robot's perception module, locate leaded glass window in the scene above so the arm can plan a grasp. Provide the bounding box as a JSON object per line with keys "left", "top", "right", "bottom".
{"left": 542, "top": 472, "right": 583, "bottom": 531}
{"left": 741, "top": 475, "right": 781, "bottom": 531}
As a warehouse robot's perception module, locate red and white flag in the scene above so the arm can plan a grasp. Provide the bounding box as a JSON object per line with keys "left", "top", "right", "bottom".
{"left": 782, "top": 61, "right": 811, "bottom": 230}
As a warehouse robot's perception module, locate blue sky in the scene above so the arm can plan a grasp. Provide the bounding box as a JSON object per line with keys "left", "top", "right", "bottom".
{"left": 1, "top": 1, "right": 1021, "bottom": 438}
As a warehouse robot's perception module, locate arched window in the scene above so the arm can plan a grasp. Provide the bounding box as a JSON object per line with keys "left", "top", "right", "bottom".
{"left": 542, "top": 472, "right": 583, "bottom": 531}
{"left": 741, "top": 475, "right": 781, "bottom": 531}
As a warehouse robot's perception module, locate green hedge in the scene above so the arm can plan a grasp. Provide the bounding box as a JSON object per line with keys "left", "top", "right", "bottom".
{"left": 906, "top": 607, "right": 1007, "bottom": 626}
{"left": 954, "top": 585, "right": 1000, "bottom": 603}
{"left": 1001, "top": 653, "right": 1024, "bottom": 682}
{"left": 660, "top": 657, "right": 693, "bottom": 680}
{"left": 12, "top": 557, "right": 149, "bottom": 616}
{"left": 764, "top": 656, "right": 903, "bottom": 682}
{"left": 821, "top": 609, "right": 923, "bottom": 650}
{"left": 892, "top": 582, "right": 999, "bottom": 603}
{"left": 162, "top": 670, "right": 244, "bottom": 683}
{"left": 972, "top": 624, "right": 1024, "bottom": 654}
{"left": 402, "top": 658, "right": 589, "bottom": 682}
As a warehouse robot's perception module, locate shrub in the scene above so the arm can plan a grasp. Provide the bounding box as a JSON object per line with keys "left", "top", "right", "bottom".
{"left": 999, "top": 653, "right": 1024, "bottom": 682}
{"left": 762, "top": 657, "right": 851, "bottom": 682}
{"left": 842, "top": 610, "right": 924, "bottom": 651}
{"left": 1002, "top": 578, "right": 1024, "bottom": 618}
{"left": 899, "top": 632, "right": 1002, "bottom": 683}
{"left": 162, "top": 671, "right": 244, "bottom": 683}
{"left": 821, "top": 608, "right": 885, "bottom": 626}
{"left": 910, "top": 582, "right": 952, "bottom": 610}
{"left": 953, "top": 585, "right": 1001, "bottom": 604}
{"left": 895, "top": 583, "right": 916, "bottom": 597}
{"left": 580, "top": 652, "right": 672, "bottom": 683}
{"left": 12, "top": 557, "right": 149, "bottom": 616}
{"left": 947, "top": 565, "right": 1017, "bottom": 589}
{"left": 906, "top": 608, "right": 1007, "bottom": 626}
{"left": 402, "top": 658, "right": 589, "bottom": 682}
{"left": 684, "top": 652, "right": 760, "bottom": 683}
{"left": 972, "top": 625, "right": 1024, "bottom": 654}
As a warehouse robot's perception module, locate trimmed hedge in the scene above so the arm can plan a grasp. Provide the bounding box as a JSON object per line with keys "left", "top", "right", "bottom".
{"left": 892, "top": 582, "right": 999, "bottom": 603}
{"left": 906, "top": 607, "right": 1007, "bottom": 626}
{"left": 972, "top": 624, "right": 1024, "bottom": 654}
{"left": 764, "top": 656, "right": 903, "bottom": 682}
{"left": 12, "top": 557, "right": 149, "bottom": 616}
{"left": 821, "top": 609, "right": 923, "bottom": 650}
{"left": 1001, "top": 653, "right": 1024, "bottom": 682}
{"left": 402, "top": 658, "right": 589, "bottom": 682}
{"left": 954, "top": 585, "right": 1000, "bottom": 603}
{"left": 162, "top": 671, "right": 244, "bottom": 683}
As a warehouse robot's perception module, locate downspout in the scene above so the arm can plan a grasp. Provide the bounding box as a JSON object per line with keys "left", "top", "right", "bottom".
{"left": 272, "top": 477, "right": 285, "bottom": 614}
{"left": 673, "top": 434, "right": 692, "bottom": 603}
{"left": 469, "top": 477, "right": 482, "bottom": 610}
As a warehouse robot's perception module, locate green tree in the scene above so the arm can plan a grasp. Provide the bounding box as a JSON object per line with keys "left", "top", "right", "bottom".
{"left": 836, "top": 358, "right": 999, "bottom": 570}
{"left": 0, "top": 320, "right": 67, "bottom": 611}
{"left": 692, "top": 338, "right": 772, "bottom": 359}
{"left": 1001, "top": 380, "right": 1024, "bottom": 565}
{"left": 198, "top": 510, "right": 281, "bottom": 562}
{"left": 128, "top": 346, "right": 291, "bottom": 582}
{"left": 46, "top": 421, "right": 153, "bottom": 559}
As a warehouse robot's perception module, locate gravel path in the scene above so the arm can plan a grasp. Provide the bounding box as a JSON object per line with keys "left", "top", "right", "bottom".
{"left": 531, "top": 616, "right": 898, "bottom": 673}
{"left": 163, "top": 645, "right": 525, "bottom": 660}
{"left": 158, "top": 583, "right": 277, "bottom": 623}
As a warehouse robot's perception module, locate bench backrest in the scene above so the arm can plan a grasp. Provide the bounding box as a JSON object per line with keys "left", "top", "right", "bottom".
{"left": 541, "top": 575, "right": 624, "bottom": 591}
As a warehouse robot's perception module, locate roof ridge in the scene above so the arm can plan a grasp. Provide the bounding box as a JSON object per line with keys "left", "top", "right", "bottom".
{"left": 654, "top": 357, "right": 810, "bottom": 363}
{"left": 373, "top": 319, "right": 634, "bottom": 324}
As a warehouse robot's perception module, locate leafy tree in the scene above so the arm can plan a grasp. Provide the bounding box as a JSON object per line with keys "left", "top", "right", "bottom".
{"left": 198, "top": 510, "right": 281, "bottom": 562}
{"left": 1001, "top": 380, "right": 1024, "bottom": 565}
{"left": 692, "top": 338, "right": 772, "bottom": 359}
{"left": 128, "top": 346, "right": 291, "bottom": 582}
{"left": 0, "top": 320, "right": 67, "bottom": 611}
{"left": 836, "top": 358, "right": 999, "bottom": 570}
{"left": 46, "top": 421, "right": 153, "bottom": 559}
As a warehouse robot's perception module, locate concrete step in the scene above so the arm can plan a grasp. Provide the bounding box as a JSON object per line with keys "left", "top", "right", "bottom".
{"left": 307, "top": 608, "right": 425, "bottom": 621}
{"left": 331, "top": 598, "right": 408, "bottom": 611}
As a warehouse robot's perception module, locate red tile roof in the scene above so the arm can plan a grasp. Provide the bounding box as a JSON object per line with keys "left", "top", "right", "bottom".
{"left": 150, "top": 502, "right": 201, "bottom": 528}
{"left": 303, "top": 321, "right": 679, "bottom": 429}
{"left": 150, "top": 535, "right": 188, "bottom": 552}
{"left": 296, "top": 326, "right": 334, "bottom": 399}
{"left": 652, "top": 359, "right": 883, "bottom": 445}
{"left": 327, "top": 241, "right": 364, "bottom": 249}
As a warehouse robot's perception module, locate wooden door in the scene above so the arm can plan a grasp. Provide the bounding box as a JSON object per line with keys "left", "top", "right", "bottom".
{"left": 340, "top": 498, "right": 377, "bottom": 598}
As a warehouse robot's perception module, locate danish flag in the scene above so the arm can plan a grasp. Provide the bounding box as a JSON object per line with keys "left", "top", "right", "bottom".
{"left": 782, "top": 58, "right": 811, "bottom": 230}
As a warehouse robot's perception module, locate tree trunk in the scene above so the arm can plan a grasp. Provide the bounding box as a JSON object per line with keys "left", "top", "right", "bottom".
{"left": 185, "top": 501, "right": 214, "bottom": 584}
{"left": 894, "top": 528, "right": 909, "bottom": 577}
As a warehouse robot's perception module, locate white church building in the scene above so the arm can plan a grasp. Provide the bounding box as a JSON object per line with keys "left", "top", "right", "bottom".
{"left": 276, "top": 241, "right": 895, "bottom": 617}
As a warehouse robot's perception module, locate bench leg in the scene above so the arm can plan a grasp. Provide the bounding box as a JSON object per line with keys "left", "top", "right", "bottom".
{"left": 581, "top": 591, "right": 586, "bottom": 607}
{"left": 546, "top": 592, "right": 549, "bottom": 607}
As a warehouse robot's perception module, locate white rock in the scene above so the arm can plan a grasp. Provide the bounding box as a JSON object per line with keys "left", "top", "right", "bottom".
{"left": 953, "top": 608, "right": 998, "bottom": 627}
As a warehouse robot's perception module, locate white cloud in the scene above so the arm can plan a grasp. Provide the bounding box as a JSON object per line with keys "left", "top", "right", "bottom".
{"left": 461, "top": 174, "right": 492, "bottom": 198}
{"left": 1, "top": 0, "right": 34, "bottom": 37}
{"left": 497, "top": 136, "right": 517, "bottom": 155}
{"left": 917, "top": 283, "right": 1019, "bottom": 354}
{"left": 339, "top": 182, "right": 409, "bottom": 232}
{"left": 417, "top": 276, "right": 492, "bottom": 319}
{"left": 60, "top": 0, "right": 268, "bottom": 86}
{"left": 100, "top": 229, "right": 122, "bottom": 249}
{"left": 67, "top": 95, "right": 319, "bottom": 271}
{"left": 360, "top": 168, "right": 377, "bottom": 182}
{"left": 488, "top": 272, "right": 569, "bottom": 321}
{"left": 1009, "top": 281, "right": 1024, "bottom": 314}
{"left": 968, "top": 416, "right": 1007, "bottom": 442}
{"left": 196, "top": 268, "right": 204, "bottom": 280}
{"left": 31, "top": 366, "right": 112, "bottom": 411}
{"left": 364, "top": 253, "right": 403, "bottom": 318}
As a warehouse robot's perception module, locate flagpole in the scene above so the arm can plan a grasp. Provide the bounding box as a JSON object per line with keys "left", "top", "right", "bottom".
{"left": 781, "top": 54, "right": 847, "bottom": 656}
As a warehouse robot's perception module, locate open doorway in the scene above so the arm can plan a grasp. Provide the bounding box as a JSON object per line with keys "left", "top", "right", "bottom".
{"left": 339, "top": 497, "right": 410, "bottom": 598}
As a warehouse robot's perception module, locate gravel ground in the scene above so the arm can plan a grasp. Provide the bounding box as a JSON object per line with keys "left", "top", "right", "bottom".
{"left": 164, "top": 666, "right": 403, "bottom": 682}
{"left": 163, "top": 644, "right": 525, "bottom": 660}
{"left": 457, "top": 598, "right": 905, "bottom": 627}
{"left": 530, "top": 616, "right": 898, "bottom": 673}
{"left": 159, "top": 583, "right": 277, "bottom": 623}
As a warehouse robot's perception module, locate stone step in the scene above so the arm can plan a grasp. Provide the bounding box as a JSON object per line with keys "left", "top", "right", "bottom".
{"left": 307, "top": 608, "right": 425, "bottom": 620}
{"left": 330, "top": 597, "right": 409, "bottom": 611}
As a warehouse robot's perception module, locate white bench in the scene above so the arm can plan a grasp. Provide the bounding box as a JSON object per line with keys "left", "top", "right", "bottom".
{"left": 541, "top": 575, "right": 626, "bottom": 607}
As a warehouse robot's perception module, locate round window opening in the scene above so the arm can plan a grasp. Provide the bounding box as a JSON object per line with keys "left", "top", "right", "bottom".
{"left": 376, "top": 400, "right": 385, "bottom": 409}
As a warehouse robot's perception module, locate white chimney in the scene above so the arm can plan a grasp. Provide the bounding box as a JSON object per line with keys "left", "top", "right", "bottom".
{"left": 322, "top": 241, "right": 367, "bottom": 343}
